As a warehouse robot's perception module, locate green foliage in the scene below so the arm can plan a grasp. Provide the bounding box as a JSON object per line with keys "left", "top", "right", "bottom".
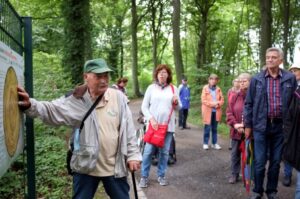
{"left": 138, "top": 70, "right": 153, "bottom": 94}
{"left": 0, "top": 131, "right": 72, "bottom": 199}
{"left": 33, "top": 52, "right": 73, "bottom": 100}
{"left": 10, "top": 0, "right": 65, "bottom": 54}
{"left": 91, "top": 0, "right": 130, "bottom": 81}
{"left": 0, "top": 162, "right": 25, "bottom": 199}
{"left": 31, "top": 51, "right": 73, "bottom": 197}
{"left": 34, "top": 135, "right": 72, "bottom": 199}
{"left": 188, "top": 102, "right": 230, "bottom": 137}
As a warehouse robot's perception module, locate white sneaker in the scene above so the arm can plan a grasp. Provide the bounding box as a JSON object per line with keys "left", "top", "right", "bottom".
{"left": 203, "top": 144, "right": 209, "bottom": 150}
{"left": 139, "top": 177, "right": 148, "bottom": 188}
{"left": 212, "top": 144, "right": 222, "bottom": 150}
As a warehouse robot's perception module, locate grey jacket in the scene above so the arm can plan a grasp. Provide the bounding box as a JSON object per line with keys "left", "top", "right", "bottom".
{"left": 25, "top": 85, "right": 142, "bottom": 177}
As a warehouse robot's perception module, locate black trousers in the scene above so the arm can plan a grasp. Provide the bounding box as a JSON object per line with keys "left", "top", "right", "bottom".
{"left": 179, "top": 108, "right": 189, "bottom": 128}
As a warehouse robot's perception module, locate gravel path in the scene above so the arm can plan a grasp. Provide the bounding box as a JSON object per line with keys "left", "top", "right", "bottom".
{"left": 128, "top": 99, "right": 295, "bottom": 199}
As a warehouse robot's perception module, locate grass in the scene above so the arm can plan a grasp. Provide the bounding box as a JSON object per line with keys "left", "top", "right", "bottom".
{"left": 187, "top": 102, "right": 230, "bottom": 137}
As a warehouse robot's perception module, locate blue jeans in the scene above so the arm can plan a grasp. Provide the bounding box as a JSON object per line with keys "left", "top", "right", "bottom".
{"left": 203, "top": 112, "right": 218, "bottom": 145}
{"left": 72, "top": 173, "right": 129, "bottom": 199}
{"left": 284, "top": 161, "right": 293, "bottom": 177}
{"left": 296, "top": 171, "right": 300, "bottom": 199}
{"left": 252, "top": 122, "right": 284, "bottom": 195}
{"left": 141, "top": 131, "right": 173, "bottom": 177}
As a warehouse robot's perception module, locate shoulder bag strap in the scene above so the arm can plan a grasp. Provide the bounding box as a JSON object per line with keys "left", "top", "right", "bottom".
{"left": 79, "top": 93, "right": 104, "bottom": 132}
{"left": 166, "top": 84, "right": 175, "bottom": 124}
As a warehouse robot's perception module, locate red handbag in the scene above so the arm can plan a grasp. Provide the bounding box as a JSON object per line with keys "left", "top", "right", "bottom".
{"left": 143, "top": 123, "right": 168, "bottom": 148}
{"left": 143, "top": 84, "right": 175, "bottom": 148}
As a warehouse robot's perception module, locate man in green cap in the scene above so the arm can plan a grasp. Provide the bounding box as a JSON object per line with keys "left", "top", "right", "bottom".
{"left": 17, "top": 58, "right": 142, "bottom": 199}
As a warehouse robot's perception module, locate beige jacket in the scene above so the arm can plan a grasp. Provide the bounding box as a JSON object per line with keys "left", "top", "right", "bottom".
{"left": 25, "top": 85, "right": 142, "bottom": 177}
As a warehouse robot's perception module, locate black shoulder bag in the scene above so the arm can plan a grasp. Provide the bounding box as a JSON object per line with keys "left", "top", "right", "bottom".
{"left": 66, "top": 94, "right": 104, "bottom": 175}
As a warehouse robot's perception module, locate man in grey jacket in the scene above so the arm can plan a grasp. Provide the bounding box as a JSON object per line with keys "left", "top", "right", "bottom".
{"left": 18, "top": 58, "right": 142, "bottom": 199}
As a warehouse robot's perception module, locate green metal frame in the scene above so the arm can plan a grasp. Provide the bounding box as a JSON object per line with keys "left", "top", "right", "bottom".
{"left": 0, "top": 1, "right": 34, "bottom": 198}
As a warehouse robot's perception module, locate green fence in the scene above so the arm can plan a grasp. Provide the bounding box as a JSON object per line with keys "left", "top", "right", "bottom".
{"left": 0, "top": 0, "right": 34, "bottom": 198}
{"left": 0, "top": 0, "right": 23, "bottom": 54}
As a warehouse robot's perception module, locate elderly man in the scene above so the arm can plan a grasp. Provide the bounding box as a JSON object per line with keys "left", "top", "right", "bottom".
{"left": 18, "top": 58, "right": 142, "bottom": 199}
{"left": 244, "top": 47, "right": 297, "bottom": 199}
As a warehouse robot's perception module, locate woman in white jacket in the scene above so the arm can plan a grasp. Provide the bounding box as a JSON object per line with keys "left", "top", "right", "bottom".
{"left": 139, "top": 64, "right": 181, "bottom": 188}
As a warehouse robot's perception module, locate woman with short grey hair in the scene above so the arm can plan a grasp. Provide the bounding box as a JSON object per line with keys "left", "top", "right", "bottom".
{"left": 226, "top": 73, "right": 251, "bottom": 184}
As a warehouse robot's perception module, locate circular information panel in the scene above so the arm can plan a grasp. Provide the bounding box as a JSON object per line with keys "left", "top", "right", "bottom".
{"left": 3, "top": 67, "right": 20, "bottom": 157}
{"left": 0, "top": 41, "right": 24, "bottom": 177}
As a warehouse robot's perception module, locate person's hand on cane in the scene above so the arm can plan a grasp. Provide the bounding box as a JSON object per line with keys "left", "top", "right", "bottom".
{"left": 128, "top": 161, "right": 141, "bottom": 172}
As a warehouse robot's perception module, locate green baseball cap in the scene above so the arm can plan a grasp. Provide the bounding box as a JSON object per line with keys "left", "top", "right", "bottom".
{"left": 83, "top": 58, "right": 113, "bottom": 73}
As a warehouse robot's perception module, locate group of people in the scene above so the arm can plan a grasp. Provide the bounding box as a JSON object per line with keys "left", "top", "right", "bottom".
{"left": 16, "top": 47, "right": 300, "bottom": 199}
{"left": 225, "top": 47, "right": 300, "bottom": 199}
{"left": 17, "top": 60, "right": 190, "bottom": 198}
{"left": 18, "top": 59, "right": 141, "bottom": 199}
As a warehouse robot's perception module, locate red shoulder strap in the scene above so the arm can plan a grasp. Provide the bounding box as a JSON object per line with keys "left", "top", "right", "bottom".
{"left": 170, "top": 84, "right": 174, "bottom": 94}
{"left": 166, "top": 84, "right": 175, "bottom": 124}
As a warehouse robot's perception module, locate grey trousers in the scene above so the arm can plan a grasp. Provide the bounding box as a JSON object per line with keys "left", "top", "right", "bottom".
{"left": 231, "top": 139, "right": 242, "bottom": 177}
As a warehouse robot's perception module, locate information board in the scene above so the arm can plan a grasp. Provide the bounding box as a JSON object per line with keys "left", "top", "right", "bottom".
{"left": 0, "top": 41, "right": 24, "bottom": 177}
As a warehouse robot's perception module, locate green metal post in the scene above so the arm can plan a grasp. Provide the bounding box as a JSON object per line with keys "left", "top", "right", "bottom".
{"left": 23, "top": 17, "right": 35, "bottom": 199}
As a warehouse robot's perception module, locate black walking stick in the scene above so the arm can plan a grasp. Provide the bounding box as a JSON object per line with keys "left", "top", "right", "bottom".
{"left": 131, "top": 171, "right": 139, "bottom": 199}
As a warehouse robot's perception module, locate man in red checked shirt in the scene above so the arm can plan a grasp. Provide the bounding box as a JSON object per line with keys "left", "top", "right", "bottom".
{"left": 243, "top": 47, "right": 297, "bottom": 199}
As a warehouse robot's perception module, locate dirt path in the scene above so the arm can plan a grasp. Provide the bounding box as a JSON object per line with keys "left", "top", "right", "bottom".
{"left": 129, "top": 99, "right": 295, "bottom": 199}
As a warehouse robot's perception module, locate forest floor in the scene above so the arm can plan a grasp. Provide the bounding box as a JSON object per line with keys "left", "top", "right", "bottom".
{"left": 130, "top": 100, "right": 296, "bottom": 199}
{"left": 99, "top": 99, "right": 295, "bottom": 199}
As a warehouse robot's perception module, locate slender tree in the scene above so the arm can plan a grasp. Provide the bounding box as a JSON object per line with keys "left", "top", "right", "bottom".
{"left": 194, "top": 0, "right": 216, "bottom": 69}
{"left": 131, "top": 0, "right": 142, "bottom": 96}
{"left": 172, "top": 0, "right": 184, "bottom": 85}
{"left": 148, "top": 0, "right": 167, "bottom": 69}
{"left": 278, "top": 0, "right": 291, "bottom": 67}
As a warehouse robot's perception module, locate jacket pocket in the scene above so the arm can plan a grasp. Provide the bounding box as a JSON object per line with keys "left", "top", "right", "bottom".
{"left": 71, "top": 144, "right": 98, "bottom": 174}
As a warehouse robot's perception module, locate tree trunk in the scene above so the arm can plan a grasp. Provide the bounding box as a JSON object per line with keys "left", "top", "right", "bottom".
{"left": 84, "top": 0, "right": 92, "bottom": 60}
{"left": 196, "top": 14, "right": 207, "bottom": 69}
{"left": 281, "top": 0, "right": 290, "bottom": 67}
{"left": 194, "top": 0, "right": 215, "bottom": 69}
{"left": 131, "top": 0, "right": 142, "bottom": 97}
{"left": 152, "top": 12, "right": 159, "bottom": 69}
{"left": 62, "top": 0, "right": 91, "bottom": 85}
{"left": 259, "top": 0, "right": 272, "bottom": 67}
{"left": 172, "top": 0, "right": 184, "bottom": 85}
{"left": 120, "top": 35, "right": 124, "bottom": 77}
